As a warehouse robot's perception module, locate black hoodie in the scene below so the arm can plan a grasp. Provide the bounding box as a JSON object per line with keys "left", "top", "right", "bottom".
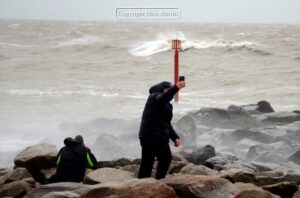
{"left": 54, "top": 137, "right": 97, "bottom": 182}
{"left": 139, "top": 81, "right": 180, "bottom": 143}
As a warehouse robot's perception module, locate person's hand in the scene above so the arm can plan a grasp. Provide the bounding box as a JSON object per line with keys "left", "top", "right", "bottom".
{"left": 176, "top": 81, "right": 185, "bottom": 89}
{"left": 174, "top": 139, "right": 180, "bottom": 147}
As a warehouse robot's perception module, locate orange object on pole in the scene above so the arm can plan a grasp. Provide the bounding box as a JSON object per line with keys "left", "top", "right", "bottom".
{"left": 172, "top": 39, "right": 181, "bottom": 102}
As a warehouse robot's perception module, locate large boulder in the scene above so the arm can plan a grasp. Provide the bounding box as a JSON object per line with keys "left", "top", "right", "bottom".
{"left": 227, "top": 105, "right": 253, "bottom": 120}
{"left": 26, "top": 182, "right": 89, "bottom": 198}
{"left": 14, "top": 143, "right": 58, "bottom": 169}
{"left": 161, "top": 174, "right": 231, "bottom": 197}
{"left": 226, "top": 129, "right": 274, "bottom": 144}
{"left": 196, "top": 107, "right": 231, "bottom": 120}
{"left": 185, "top": 145, "right": 216, "bottom": 165}
{"left": 256, "top": 172, "right": 300, "bottom": 186}
{"left": 0, "top": 167, "right": 31, "bottom": 184}
{"left": 256, "top": 101, "right": 275, "bottom": 113}
{"left": 14, "top": 143, "right": 58, "bottom": 183}
{"left": 246, "top": 141, "right": 299, "bottom": 163}
{"left": 262, "top": 181, "right": 299, "bottom": 198}
{"left": 179, "top": 164, "right": 214, "bottom": 176}
{"left": 220, "top": 168, "right": 257, "bottom": 184}
{"left": 168, "top": 161, "right": 189, "bottom": 174}
{"left": 0, "top": 168, "right": 11, "bottom": 177}
{"left": 203, "top": 182, "right": 279, "bottom": 198}
{"left": 202, "top": 154, "right": 239, "bottom": 169}
{"left": 81, "top": 178, "right": 178, "bottom": 198}
{"left": 262, "top": 112, "right": 300, "bottom": 123}
{"left": 230, "top": 182, "right": 279, "bottom": 198}
{"left": 0, "top": 180, "right": 32, "bottom": 197}
{"left": 83, "top": 168, "right": 134, "bottom": 184}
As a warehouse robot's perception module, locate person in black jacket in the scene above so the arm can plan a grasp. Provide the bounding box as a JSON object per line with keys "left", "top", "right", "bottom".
{"left": 138, "top": 80, "right": 185, "bottom": 179}
{"left": 45, "top": 135, "right": 97, "bottom": 184}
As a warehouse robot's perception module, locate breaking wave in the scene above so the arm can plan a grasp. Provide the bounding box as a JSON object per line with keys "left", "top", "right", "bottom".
{"left": 129, "top": 32, "right": 271, "bottom": 57}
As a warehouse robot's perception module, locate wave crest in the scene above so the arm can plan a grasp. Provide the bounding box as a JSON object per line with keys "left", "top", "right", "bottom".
{"left": 129, "top": 32, "right": 271, "bottom": 57}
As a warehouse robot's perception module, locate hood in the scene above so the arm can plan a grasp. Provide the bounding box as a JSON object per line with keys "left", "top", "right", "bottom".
{"left": 64, "top": 137, "right": 81, "bottom": 147}
{"left": 149, "top": 81, "right": 172, "bottom": 94}
{"left": 75, "top": 135, "right": 84, "bottom": 144}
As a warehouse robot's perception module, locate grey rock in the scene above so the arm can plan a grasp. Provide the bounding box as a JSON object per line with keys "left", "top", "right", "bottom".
{"left": 14, "top": 144, "right": 58, "bottom": 169}
{"left": 262, "top": 112, "right": 300, "bottom": 123}
{"left": 0, "top": 180, "right": 32, "bottom": 198}
{"left": 0, "top": 169, "right": 11, "bottom": 177}
{"left": 227, "top": 129, "right": 274, "bottom": 144}
{"left": 81, "top": 178, "right": 178, "bottom": 198}
{"left": 168, "top": 161, "right": 189, "bottom": 174}
{"left": 256, "top": 172, "right": 300, "bottom": 186}
{"left": 203, "top": 154, "right": 239, "bottom": 169}
{"left": 220, "top": 168, "right": 257, "bottom": 184}
{"left": 262, "top": 181, "right": 299, "bottom": 198}
{"left": 256, "top": 101, "right": 275, "bottom": 113}
{"left": 83, "top": 168, "right": 134, "bottom": 184}
{"left": 185, "top": 145, "right": 216, "bottom": 165}
{"left": 161, "top": 174, "right": 277, "bottom": 198}
{"left": 179, "top": 164, "right": 213, "bottom": 175}
{"left": 0, "top": 167, "right": 31, "bottom": 184}
{"left": 161, "top": 174, "right": 231, "bottom": 198}
{"left": 26, "top": 182, "right": 89, "bottom": 198}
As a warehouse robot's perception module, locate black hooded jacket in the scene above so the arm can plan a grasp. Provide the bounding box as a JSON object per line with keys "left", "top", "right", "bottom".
{"left": 54, "top": 138, "right": 97, "bottom": 182}
{"left": 139, "top": 82, "right": 180, "bottom": 143}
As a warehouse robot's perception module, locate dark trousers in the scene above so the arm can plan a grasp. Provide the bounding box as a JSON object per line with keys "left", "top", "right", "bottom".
{"left": 138, "top": 139, "right": 172, "bottom": 179}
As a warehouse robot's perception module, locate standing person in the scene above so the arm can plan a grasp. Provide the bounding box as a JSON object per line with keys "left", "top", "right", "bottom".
{"left": 45, "top": 135, "right": 97, "bottom": 184}
{"left": 138, "top": 80, "right": 185, "bottom": 179}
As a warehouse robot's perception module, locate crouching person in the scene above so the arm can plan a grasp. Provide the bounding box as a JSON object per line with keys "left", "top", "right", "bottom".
{"left": 45, "top": 135, "right": 97, "bottom": 184}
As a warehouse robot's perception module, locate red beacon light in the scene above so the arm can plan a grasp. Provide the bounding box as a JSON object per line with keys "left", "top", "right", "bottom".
{"left": 172, "top": 39, "right": 181, "bottom": 50}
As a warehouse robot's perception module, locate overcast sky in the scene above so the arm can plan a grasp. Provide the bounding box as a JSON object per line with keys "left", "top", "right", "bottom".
{"left": 0, "top": 0, "right": 300, "bottom": 24}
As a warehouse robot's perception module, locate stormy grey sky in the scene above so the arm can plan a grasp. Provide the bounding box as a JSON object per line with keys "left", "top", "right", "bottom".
{"left": 0, "top": 0, "right": 300, "bottom": 24}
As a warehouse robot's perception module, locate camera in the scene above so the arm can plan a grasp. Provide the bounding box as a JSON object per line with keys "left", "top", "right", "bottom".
{"left": 179, "top": 76, "right": 185, "bottom": 81}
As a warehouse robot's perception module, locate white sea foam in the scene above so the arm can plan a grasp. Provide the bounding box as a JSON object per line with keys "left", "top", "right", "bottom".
{"left": 56, "top": 35, "right": 103, "bottom": 47}
{"left": 0, "top": 42, "right": 37, "bottom": 48}
{"left": 4, "top": 89, "right": 120, "bottom": 97}
{"left": 8, "top": 24, "right": 21, "bottom": 29}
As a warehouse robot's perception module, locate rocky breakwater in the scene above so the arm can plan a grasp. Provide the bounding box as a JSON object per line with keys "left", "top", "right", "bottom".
{"left": 175, "top": 101, "right": 300, "bottom": 172}
{"left": 1, "top": 100, "right": 300, "bottom": 197}
{"left": 0, "top": 144, "right": 299, "bottom": 197}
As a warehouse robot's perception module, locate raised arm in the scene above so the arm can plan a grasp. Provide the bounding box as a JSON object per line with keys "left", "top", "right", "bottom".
{"left": 155, "top": 81, "right": 185, "bottom": 103}
{"left": 155, "top": 85, "right": 179, "bottom": 103}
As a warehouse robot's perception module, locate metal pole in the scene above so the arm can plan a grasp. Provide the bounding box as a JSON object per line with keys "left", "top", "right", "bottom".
{"left": 174, "top": 48, "right": 179, "bottom": 102}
